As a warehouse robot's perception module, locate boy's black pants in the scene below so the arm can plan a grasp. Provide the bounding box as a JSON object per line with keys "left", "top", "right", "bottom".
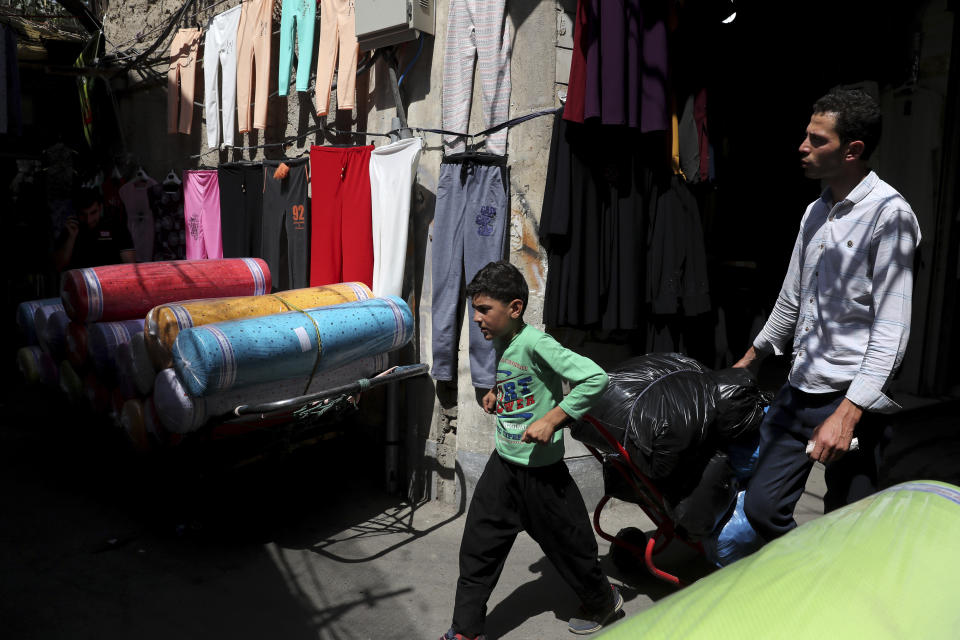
{"left": 452, "top": 451, "right": 612, "bottom": 637}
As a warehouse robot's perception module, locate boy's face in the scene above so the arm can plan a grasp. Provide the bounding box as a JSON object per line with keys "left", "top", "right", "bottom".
{"left": 471, "top": 294, "right": 524, "bottom": 340}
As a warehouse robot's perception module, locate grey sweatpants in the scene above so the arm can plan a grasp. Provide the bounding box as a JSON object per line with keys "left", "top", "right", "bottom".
{"left": 431, "top": 161, "right": 508, "bottom": 389}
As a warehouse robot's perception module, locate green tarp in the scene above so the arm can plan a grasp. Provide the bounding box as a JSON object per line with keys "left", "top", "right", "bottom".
{"left": 600, "top": 481, "right": 960, "bottom": 639}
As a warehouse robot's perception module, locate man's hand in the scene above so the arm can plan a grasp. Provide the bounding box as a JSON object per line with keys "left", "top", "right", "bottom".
{"left": 808, "top": 398, "right": 862, "bottom": 464}
{"left": 521, "top": 419, "right": 557, "bottom": 444}
{"left": 481, "top": 388, "right": 497, "bottom": 414}
{"left": 64, "top": 216, "right": 80, "bottom": 239}
{"left": 732, "top": 345, "right": 763, "bottom": 372}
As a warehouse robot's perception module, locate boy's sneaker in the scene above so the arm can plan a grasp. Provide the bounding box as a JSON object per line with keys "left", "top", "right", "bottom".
{"left": 440, "top": 628, "right": 486, "bottom": 640}
{"left": 567, "top": 585, "right": 624, "bottom": 635}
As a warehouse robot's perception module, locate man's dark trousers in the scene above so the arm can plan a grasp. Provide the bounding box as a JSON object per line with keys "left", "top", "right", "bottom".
{"left": 744, "top": 384, "right": 885, "bottom": 541}
{"left": 452, "top": 451, "right": 612, "bottom": 637}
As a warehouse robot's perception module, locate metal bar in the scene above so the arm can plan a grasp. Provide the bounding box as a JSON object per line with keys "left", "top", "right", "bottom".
{"left": 232, "top": 364, "right": 428, "bottom": 416}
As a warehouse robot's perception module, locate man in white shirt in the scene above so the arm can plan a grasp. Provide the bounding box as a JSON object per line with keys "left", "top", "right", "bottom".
{"left": 733, "top": 89, "right": 921, "bottom": 541}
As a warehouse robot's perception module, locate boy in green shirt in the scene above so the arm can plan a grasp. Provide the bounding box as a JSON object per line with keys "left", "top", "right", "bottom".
{"left": 440, "top": 261, "right": 622, "bottom": 640}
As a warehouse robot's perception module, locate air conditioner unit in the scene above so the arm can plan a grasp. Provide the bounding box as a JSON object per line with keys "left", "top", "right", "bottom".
{"left": 354, "top": 0, "right": 435, "bottom": 51}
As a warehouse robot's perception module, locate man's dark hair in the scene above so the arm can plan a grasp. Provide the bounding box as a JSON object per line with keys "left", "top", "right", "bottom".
{"left": 466, "top": 260, "right": 529, "bottom": 312}
{"left": 72, "top": 187, "right": 103, "bottom": 211}
{"left": 812, "top": 89, "right": 882, "bottom": 161}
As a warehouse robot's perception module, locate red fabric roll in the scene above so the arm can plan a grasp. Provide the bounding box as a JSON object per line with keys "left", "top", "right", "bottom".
{"left": 60, "top": 258, "right": 271, "bottom": 323}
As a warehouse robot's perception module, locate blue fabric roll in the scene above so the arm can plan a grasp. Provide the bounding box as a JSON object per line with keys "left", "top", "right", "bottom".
{"left": 88, "top": 319, "right": 148, "bottom": 382}
{"left": 17, "top": 298, "right": 62, "bottom": 345}
{"left": 172, "top": 296, "right": 413, "bottom": 396}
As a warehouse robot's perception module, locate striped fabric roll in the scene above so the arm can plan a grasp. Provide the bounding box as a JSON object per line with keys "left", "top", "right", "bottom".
{"left": 154, "top": 354, "right": 387, "bottom": 433}
{"left": 36, "top": 308, "right": 70, "bottom": 360}
{"left": 17, "top": 346, "right": 59, "bottom": 386}
{"left": 59, "top": 360, "right": 82, "bottom": 405}
{"left": 146, "top": 282, "right": 372, "bottom": 365}
{"left": 60, "top": 258, "right": 271, "bottom": 323}
{"left": 88, "top": 319, "right": 150, "bottom": 383}
{"left": 17, "top": 298, "right": 62, "bottom": 345}
{"left": 130, "top": 332, "right": 157, "bottom": 396}
{"left": 172, "top": 296, "right": 413, "bottom": 397}
{"left": 65, "top": 322, "right": 89, "bottom": 369}
{"left": 114, "top": 340, "right": 139, "bottom": 400}
{"left": 83, "top": 371, "right": 111, "bottom": 414}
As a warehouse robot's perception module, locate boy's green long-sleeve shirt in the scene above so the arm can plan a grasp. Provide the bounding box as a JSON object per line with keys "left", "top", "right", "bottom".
{"left": 494, "top": 324, "right": 609, "bottom": 467}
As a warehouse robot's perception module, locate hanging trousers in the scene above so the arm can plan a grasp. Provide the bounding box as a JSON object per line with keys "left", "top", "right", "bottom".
{"left": 452, "top": 452, "right": 614, "bottom": 638}
{"left": 744, "top": 384, "right": 886, "bottom": 542}
{"left": 441, "top": 0, "right": 512, "bottom": 155}
{"left": 278, "top": 0, "right": 316, "bottom": 96}
{"left": 430, "top": 158, "right": 508, "bottom": 389}
{"left": 369, "top": 137, "right": 423, "bottom": 297}
{"left": 204, "top": 5, "right": 242, "bottom": 148}
{"left": 314, "top": 0, "right": 359, "bottom": 115}
{"left": 183, "top": 170, "right": 222, "bottom": 260}
{"left": 236, "top": 0, "right": 273, "bottom": 132}
{"left": 218, "top": 162, "right": 264, "bottom": 259}
{"left": 167, "top": 28, "right": 201, "bottom": 134}
{"left": 262, "top": 158, "right": 311, "bottom": 291}
{"left": 309, "top": 145, "right": 374, "bottom": 288}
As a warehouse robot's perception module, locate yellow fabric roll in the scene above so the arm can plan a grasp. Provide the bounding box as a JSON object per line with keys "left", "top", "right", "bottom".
{"left": 145, "top": 282, "right": 373, "bottom": 364}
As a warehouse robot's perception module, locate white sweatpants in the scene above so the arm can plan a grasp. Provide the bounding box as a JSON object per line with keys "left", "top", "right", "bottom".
{"left": 369, "top": 137, "right": 423, "bottom": 297}
{"left": 441, "top": 0, "right": 512, "bottom": 155}
{"left": 204, "top": 5, "right": 242, "bottom": 149}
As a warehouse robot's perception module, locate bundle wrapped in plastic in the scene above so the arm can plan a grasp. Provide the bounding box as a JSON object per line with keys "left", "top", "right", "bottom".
{"left": 703, "top": 491, "right": 763, "bottom": 567}
{"left": 155, "top": 354, "right": 386, "bottom": 433}
{"left": 572, "top": 353, "right": 769, "bottom": 479}
{"left": 36, "top": 308, "right": 70, "bottom": 360}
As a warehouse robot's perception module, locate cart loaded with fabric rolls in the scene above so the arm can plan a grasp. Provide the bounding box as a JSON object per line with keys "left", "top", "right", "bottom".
{"left": 16, "top": 258, "right": 427, "bottom": 471}
{"left": 570, "top": 353, "right": 773, "bottom": 584}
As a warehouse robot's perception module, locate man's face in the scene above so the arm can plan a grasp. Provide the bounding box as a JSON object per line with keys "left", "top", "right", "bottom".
{"left": 78, "top": 201, "right": 102, "bottom": 229}
{"left": 471, "top": 294, "right": 520, "bottom": 340}
{"left": 798, "top": 112, "right": 847, "bottom": 180}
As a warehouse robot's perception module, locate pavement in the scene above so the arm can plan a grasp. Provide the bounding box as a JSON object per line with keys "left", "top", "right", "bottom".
{"left": 0, "top": 381, "right": 831, "bottom": 640}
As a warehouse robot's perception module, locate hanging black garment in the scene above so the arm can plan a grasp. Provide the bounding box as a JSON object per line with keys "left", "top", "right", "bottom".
{"left": 541, "top": 115, "right": 655, "bottom": 330}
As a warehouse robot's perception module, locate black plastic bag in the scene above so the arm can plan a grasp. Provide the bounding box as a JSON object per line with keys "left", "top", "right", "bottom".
{"left": 570, "top": 353, "right": 768, "bottom": 480}
{"left": 665, "top": 450, "right": 739, "bottom": 540}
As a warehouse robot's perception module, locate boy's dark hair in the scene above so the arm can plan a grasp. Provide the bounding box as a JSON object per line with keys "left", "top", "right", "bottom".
{"left": 466, "top": 260, "right": 529, "bottom": 312}
{"left": 72, "top": 187, "right": 103, "bottom": 211}
{"left": 812, "top": 89, "right": 882, "bottom": 161}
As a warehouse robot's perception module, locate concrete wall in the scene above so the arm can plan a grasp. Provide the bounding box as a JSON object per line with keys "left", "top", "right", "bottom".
{"left": 101, "top": 0, "right": 604, "bottom": 509}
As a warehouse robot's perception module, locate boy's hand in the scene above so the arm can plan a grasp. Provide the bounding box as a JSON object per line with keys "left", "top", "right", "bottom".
{"left": 481, "top": 388, "right": 497, "bottom": 414}
{"left": 521, "top": 419, "right": 557, "bottom": 444}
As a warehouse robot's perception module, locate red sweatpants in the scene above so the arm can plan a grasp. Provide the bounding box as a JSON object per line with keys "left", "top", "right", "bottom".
{"left": 309, "top": 145, "right": 374, "bottom": 288}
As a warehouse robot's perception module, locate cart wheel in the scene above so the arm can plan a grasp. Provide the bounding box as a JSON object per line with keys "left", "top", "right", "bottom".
{"left": 610, "top": 526, "right": 649, "bottom": 571}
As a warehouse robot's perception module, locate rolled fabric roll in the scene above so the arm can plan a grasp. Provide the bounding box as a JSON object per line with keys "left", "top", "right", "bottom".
{"left": 142, "top": 396, "right": 179, "bottom": 447}
{"left": 36, "top": 308, "right": 70, "bottom": 360}
{"left": 60, "top": 257, "right": 271, "bottom": 323}
{"left": 146, "top": 282, "right": 372, "bottom": 365}
{"left": 108, "top": 388, "right": 125, "bottom": 429}
{"left": 17, "top": 346, "right": 58, "bottom": 386}
{"left": 87, "top": 319, "right": 149, "bottom": 384}
{"left": 172, "top": 296, "right": 413, "bottom": 397}
{"left": 83, "top": 371, "right": 111, "bottom": 414}
{"left": 155, "top": 353, "right": 387, "bottom": 433}
{"left": 65, "top": 321, "right": 89, "bottom": 369}
{"left": 59, "top": 360, "right": 82, "bottom": 405}
{"left": 113, "top": 340, "right": 139, "bottom": 400}
{"left": 121, "top": 398, "right": 151, "bottom": 453}
{"left": 130, "top": 332, "right": 157, "bottom": 396}
{"left": 17, "top": 298, "right": 62, "bottom": 345}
